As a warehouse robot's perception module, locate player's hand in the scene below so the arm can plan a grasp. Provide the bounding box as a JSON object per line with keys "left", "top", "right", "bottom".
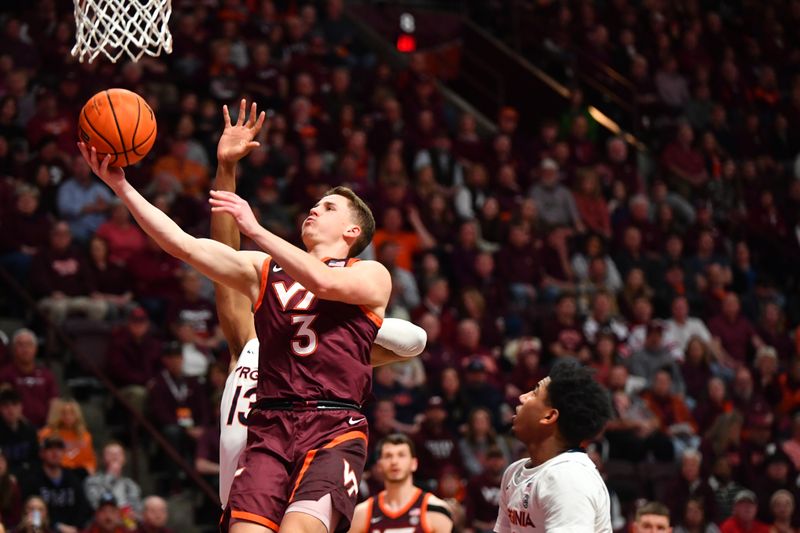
{"left": 209, "top": 190, "right": 261, "bottom": 237}
{"left": 217, "top": 99, "right": 266, "bottom": 165}
{"left": 77, "top": 142, "right": 126, "bottom": 190}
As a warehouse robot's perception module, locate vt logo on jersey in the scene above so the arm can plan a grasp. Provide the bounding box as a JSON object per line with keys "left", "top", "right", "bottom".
{"left": 271, "top": 279, "right": 319, "bottom": 357}
{"left": 508, "top": 508, "right": 535, "bottom": 527}
{"left": 272, "top": 281, "right": 316, "bottom": 311}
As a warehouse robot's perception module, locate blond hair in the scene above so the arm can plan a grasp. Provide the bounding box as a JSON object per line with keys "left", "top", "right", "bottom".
{"left": 44, "top": 398, "right": 88, "bottom": 436}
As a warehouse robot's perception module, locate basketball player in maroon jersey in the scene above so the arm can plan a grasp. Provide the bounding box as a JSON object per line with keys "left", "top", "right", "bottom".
{"left": 211, "top": 100, "right": 426, "bottom": 512}
{"left": 78, "top": 98, "right": 392, "bottom": 533}
{"left": 349, "top": 434, "right": 453, "bottom": 533}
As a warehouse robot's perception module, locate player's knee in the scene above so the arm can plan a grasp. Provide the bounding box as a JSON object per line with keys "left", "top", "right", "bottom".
{"left": 279, "top": 511, "right": 329, "bottom": 533}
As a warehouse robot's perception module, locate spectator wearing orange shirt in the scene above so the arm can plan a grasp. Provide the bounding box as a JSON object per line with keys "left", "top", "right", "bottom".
{"left": 642, "top": 369, "right": 699, "bottom": 456}
{"left": 151, "top": 139, "right": 209, "bottom": 198}
{"left": 372, "top": 206, "right": 435, "bottom": 271}
{"left": 38, "top": 398, "right": 97, "bottom": 475}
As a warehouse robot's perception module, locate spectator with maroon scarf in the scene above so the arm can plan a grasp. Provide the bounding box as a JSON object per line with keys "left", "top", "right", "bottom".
{"left": 0, "top": 329, "right": 58, "bottom": 428}
{"left": 146, "top": 342, "right": 208, "bottom": 482}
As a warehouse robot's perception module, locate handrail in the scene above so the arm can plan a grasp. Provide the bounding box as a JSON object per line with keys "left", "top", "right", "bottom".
{"left": 0, "top": 266, "right": 219, "bottom": 506}
{"left": 573, "top": 47, "right": 636, "bottom": 92}
{"left": 461, "top": 17, "right": 570, "bottom": 99}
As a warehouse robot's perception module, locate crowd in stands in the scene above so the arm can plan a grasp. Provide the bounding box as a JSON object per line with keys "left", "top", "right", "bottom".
{"left": 0, "top": 0, "right": 799, "bottom": 531}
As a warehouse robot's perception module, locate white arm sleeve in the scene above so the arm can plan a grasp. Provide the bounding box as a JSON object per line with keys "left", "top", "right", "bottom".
{"left": 374, "top": 317, "right": 427, "bottom": 357}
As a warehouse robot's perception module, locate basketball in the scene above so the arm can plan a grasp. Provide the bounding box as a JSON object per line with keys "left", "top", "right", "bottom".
{"left": 77, "top": 88, "right": 157, "bottom": 167}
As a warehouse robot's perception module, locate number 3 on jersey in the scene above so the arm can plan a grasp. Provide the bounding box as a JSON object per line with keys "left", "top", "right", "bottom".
{"left": 290, "top": 314, "right": 318, "bottom": 356}
{"left": 273, "top": 280, "right": 320, "bottom": 358}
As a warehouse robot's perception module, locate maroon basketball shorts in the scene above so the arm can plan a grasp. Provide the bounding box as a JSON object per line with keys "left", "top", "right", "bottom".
{"left": 223, "top": 407, "right": 368, "bottom": 532}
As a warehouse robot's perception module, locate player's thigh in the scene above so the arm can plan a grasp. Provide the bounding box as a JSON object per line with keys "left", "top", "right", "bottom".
{"left": 289, "top": 431, "right": 367, "bottom": 530}
{"left": 279, "top": 509, "right": 331, "bottom": 533}
{"left": 282, "top": 494, "right": 339, "bottom": 533}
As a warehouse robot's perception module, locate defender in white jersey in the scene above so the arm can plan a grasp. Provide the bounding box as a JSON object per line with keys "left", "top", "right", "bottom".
{"left": 212, "top": 100, "right": 427, "bottom": 510}
{"left": 495, "top": 360, "right": 613, "bottom": 532}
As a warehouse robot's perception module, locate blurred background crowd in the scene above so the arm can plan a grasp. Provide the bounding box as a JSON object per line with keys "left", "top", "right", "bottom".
{"left": 1, "top": 0, "right": 800, "bottom": 532}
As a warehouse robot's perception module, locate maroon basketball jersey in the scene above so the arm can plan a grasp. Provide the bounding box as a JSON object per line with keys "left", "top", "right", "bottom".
{"left": 253, "top": 257, "right": 381, "bottom": 405}
{"left": 363, "top": 488, "right": 433, "bottom": 533}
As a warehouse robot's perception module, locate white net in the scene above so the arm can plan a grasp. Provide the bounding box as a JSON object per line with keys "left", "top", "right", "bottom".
{"left": 71, "top": 0, "right": 173, "bottom": 64}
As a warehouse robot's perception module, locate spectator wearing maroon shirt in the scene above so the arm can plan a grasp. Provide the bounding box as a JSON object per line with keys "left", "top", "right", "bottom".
{"left": 0, "top": 185, "right": 51, "bottom": 282}
{"left": 126, "top": 236, "right": 182, "bottom": 325}
{"left": 465, "top": 447, "right": 506, "bottom": 533}
{"left": 469, "top": 252, "right": 507, "bottom": 319}
{"left": 756, "top": 302, "right": 795, "bottom": 364}
{"left": 664, "top": 449, "right": 718, "bottom": 525}
{"left": 94, "top": 203, "right": 146, "bottom": 266}
{"left": 413, "top": 396, "right": 464, "bottom": 486}
{"left": 599, "top": 138, "right": 642, "bottom": 195}
{"left": 451, "top": 319, "right": 495, "bottom": 374}
{"left": 452, "top": 113, "right": 484, "bottom": 164}
{"left": 86, "top": 236, "right": 133, "bottom": 321}
{"left": 413, "top": 278, "right": 457, "bottom": 345}
{"left": 166, "top": 269, "right": 221, "bottom": 350}
{"left": 661, "top": 123, "right": 709, "bottom": 199}
{"left": 541, "top": 293, "right": 590, "bottom": 365}
{"left": 29, "top": 221, "right": 107, "bottom": 324}
{"left": 571, "top": 168, "right": 611, "bottom": 239}
{"left": 0, "top": 329, "right": 58, "bottom": 428}
{"left": 613, "top": 226, "right": 654, "bottom": 282}
{"left": 105, "top": 307, "right": 161, "bottom": 414}
{"left": 693, "top": 377, "right": 733, "bottom": 434}
{"left": 617, "top": 194, "right": 660, "bottom": 254}
{"left": 708, "top": 293, "right": 764, "bottom": 369}
{"left": 496, "top": 221, "right": 540, "bottom": 313}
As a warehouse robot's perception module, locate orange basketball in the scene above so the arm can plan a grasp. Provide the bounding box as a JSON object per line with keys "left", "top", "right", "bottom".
{"left": 78, "top": 88, "right": 157, "bottom": 167}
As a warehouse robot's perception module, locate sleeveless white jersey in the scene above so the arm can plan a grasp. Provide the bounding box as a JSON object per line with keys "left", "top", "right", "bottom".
{"left": 494, "top": 451, "right": 611, "bottom": 533}
{"left": 219, "top": 338, "right": 259, "bottom": 508}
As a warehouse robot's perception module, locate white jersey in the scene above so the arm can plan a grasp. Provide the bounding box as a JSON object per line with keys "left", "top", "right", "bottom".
{"left": 219, "top": 338, "right": 259, "bottom": 508}
{"left": 494, "top": 451, "right": 611, "bottom": 533}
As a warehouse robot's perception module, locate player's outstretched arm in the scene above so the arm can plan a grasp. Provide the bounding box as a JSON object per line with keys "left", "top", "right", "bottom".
{"left": 79, "top": 143, "right": 264, "bottom": 304}
{"left": 211, "top": 100, "right": 264, "bottom": 357}
{"left": 209, "top": 190, "right": 391, "bottom": 308}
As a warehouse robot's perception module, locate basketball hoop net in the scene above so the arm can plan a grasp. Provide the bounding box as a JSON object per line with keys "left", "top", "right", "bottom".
{"left": 71, "top": 0, "right": 173, "bottom": 64}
